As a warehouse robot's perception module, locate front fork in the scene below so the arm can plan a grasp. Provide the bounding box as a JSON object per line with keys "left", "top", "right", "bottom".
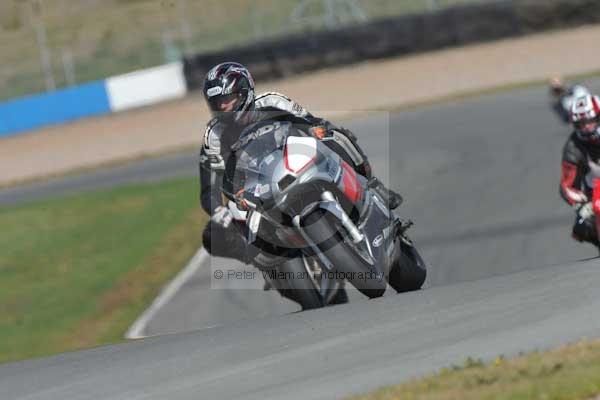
{"left": 301, "top": 254, "right": 345, "bottom": 304}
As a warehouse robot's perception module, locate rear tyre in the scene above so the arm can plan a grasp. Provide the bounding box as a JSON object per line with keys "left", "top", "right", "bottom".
{"left": 388, "top": 241, "right": 427, "bottom": 293}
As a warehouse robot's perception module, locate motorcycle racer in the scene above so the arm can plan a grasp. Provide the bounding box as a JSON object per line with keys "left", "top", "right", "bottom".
{"left": 560, "top": 93, "right": 600, "bottom": 247}
{"left": 199, "top": 62, "right": 401, "bottom": 265}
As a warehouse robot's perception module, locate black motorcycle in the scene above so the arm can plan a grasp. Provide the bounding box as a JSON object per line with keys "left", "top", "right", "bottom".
{"left": 223, "top": 120, "right": 427, "bottom": 309}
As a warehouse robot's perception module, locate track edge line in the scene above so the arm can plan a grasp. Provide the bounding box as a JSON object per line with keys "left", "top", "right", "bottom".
{"left": 124, "top": 247, "right": 209, "bottom": 339}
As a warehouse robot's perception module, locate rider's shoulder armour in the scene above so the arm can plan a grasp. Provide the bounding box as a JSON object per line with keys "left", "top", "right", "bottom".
{"left": 255, "top": 92, "right": 310, "bottom": 118}
{"left": 200, "top": 118, "right": 225, "bottom": 169}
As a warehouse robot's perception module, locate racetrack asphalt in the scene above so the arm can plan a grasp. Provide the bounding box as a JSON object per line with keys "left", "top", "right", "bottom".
{"left": 2, "top": 80, "right": 600, "bottom": 399}
{"left": 141, "top": 80, "right": 600, "bottom": 335}
{"left": 1, "top": 260, "right": 599, "bottom": 400}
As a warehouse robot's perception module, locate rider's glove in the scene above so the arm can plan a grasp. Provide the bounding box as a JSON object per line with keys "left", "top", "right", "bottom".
{"left": 211, "top": 206, "right": 233, "bottom": 228}
{"left": 575, "top": 201, "right": 594, "bottom": 220}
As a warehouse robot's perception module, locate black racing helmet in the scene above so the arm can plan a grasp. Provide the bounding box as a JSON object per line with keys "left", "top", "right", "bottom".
{"left": 203, "top": 62, "right": 255, "bottom": 123}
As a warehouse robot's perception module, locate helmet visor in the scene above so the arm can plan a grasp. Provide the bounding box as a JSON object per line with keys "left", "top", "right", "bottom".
{"left": 208, "top": 93, "right": 243, "bottom": 113}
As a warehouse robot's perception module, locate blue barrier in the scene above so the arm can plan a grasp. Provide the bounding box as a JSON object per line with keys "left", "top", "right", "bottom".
{"left": 0, "top": 81, "right": 110, "bottom": 137}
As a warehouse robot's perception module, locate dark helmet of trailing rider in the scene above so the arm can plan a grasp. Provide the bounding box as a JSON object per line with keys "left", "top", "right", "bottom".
{"left": 203, "top": 62, "right": 255, "bottom": 123}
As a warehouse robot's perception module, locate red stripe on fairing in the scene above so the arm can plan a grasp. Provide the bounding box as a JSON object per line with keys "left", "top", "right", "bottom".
{"left": 593, "top": 96, "right": 600, "bottom": 115}
{"left": 593, "top": 178, "right": 600, "bottom": 215}
{"left": 341, "top": 161, "right": 362, "bottom": 203}
{"left": 594, "top": 177, "right": 600, "bottom": 236}
{"left": 560, "top": 161, "right": 586, "bottom": 205}
{"left": 283, "top": 143, "right": 291, "bottom": 171}
{"left": 284, "top": 138, "right": 317, "bottom": 174}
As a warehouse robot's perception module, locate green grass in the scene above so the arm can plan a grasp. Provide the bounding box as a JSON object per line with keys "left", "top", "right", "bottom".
{"left": 0, "top": 176, "right": 207, "bottom": 364}
{"left": 0, "top": 0, "right": 484, "bottom": 100}
{"left": 349, "top": 339, "right": 600, "bottom": 400}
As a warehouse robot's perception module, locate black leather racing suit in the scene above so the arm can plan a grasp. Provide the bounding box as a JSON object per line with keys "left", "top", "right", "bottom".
{"left": 199, "top": 92, "right": 377, "bottom": 261}
{"left": 560, "top": 132, "right": 600, "bottom": 244}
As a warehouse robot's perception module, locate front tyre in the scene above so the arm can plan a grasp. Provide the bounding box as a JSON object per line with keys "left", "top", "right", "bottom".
{"left": 301, "top": 209, "right": 387, "bottom": 298}
{"left": 275, "top": 256, "right": 324, "bottom": 310}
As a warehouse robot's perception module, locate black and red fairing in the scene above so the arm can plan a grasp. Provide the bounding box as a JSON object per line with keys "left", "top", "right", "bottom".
{"left": 338, "top": 161, "right": 363, "bottom": 204}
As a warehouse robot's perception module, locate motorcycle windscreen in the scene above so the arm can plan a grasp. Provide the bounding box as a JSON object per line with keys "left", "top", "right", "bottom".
{"left": 223, "top": 121, "right": 290, "bottom": 209}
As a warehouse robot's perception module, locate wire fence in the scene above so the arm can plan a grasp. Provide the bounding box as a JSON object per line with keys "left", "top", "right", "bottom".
{"left": 0, "top": 0, "right": 493, "bottom": 101}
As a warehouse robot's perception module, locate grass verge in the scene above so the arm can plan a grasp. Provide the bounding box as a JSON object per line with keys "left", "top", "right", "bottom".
{"left": 349, "top": 338, "right": 600, "bottom": 400}
{"left": 0, "top": 176, "right": 206, "bottom": 364}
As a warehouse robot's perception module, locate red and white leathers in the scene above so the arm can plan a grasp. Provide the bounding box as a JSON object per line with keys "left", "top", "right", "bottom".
{"left": 560, "top": 94, "right": 600, "bottom": 243}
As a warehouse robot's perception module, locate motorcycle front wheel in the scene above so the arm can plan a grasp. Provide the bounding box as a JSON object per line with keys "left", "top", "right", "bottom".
{"left": 300, "top": 209, "right": 388, "bottom": 299}
{"left": 273, "top": 256, "right": 324, "bottom": 310}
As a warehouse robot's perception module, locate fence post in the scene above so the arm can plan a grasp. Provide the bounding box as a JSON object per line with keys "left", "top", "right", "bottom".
{"left": 61, "top": 48, "right": 76, "bottom": 87}
{"left": 176, "top": 0, "right": 194, "bottom": 55}
{"left": 30, "top": 0, "right": 56, "bottom": 92}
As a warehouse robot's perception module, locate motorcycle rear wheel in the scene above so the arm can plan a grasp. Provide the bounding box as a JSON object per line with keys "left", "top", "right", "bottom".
{"left": 388, "top": 241, "right": 427, "bottom": 293}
